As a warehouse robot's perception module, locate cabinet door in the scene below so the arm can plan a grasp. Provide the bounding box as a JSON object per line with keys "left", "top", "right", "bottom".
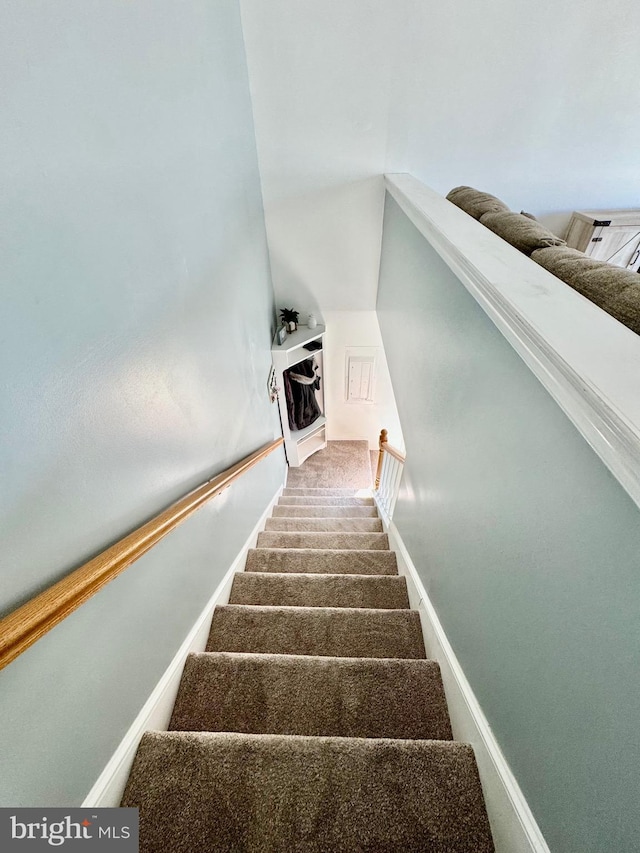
{"left": 586, "top": 225, "right": 640, "bottom": 270}
{"left": 565, "top": 216, "right": 595, "bottom": 253}
{"left": 626, "top": 238, "right": 640, "bottom": 272}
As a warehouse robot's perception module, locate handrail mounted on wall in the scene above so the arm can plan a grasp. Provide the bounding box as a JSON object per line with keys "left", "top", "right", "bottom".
{"left": 0, "top": 437, "right": 283, "bottom": 672}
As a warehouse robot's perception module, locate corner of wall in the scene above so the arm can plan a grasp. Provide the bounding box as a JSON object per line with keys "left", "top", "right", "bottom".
{"left": 374, "top": 507, "right": 550, "bottom": 853}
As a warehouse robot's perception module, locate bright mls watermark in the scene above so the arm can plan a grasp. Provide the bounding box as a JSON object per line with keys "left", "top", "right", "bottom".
{"left": 0, "top": 809, "right": 138, "bottom": 850}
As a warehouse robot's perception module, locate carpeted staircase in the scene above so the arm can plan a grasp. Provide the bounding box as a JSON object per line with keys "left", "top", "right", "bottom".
{"left": 122, "top": 484, "right": 495, "bottom": 852}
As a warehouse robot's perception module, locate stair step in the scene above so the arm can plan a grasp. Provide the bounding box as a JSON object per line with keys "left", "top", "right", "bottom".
{"left": 264, "top": 517, "right": 383, "bottom": 533}
{"left": 279, "top": 495, "right": 374, "bottom": 506}
{"left": 229, "top": 572, "right": 410, "bottom": 609}
{"left": 282, "top": 487, "right": 366, "bottom": 496}
{"left": 245, "top": 548, "right": 398, "bottom": 575}
{"left": 256, "top": 531, "right": 389, "bottom": 550}
{"left": 272, "top": 504, "right": 379, "bottom": 518}
{"left": 170, "top": 653, "right": 452, "bottom": 740}
{"left": 122, "top": 732, "right": 494, "bottom": 852}
{"left": 207, "top": 605, "right": 425, "bottom": 658}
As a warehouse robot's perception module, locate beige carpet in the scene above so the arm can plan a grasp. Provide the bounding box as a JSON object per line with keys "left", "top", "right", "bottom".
{"left": 206, "top": 604, "right": 426, "bottom": 658}
{"left": 122, "top": 484, "right": 494, "bottom": 851}
{"left": 245, "top": 547, "right": 398, "bottom": 574}
{"left": 286, "top": 440, "right": 373, "bottom": 489}
{"left": 123, "top": 732, "right": 494, "bottom": 853}
{"left": 228, "top": 572, "right": 410, "bottom": 609}
{"left": 169, "top": 653, "right": 452, "bottom": 739}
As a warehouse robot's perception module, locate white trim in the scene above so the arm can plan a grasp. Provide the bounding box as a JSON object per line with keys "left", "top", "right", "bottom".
{"left": 384, "top": 174, "right": 640, "bottom": 513}
{"left": 374, "top": 497, "right": 391, "bottom": 529}
{"left": 374, "top": 501, "right": 550, "bottom": 853}
{"left": 81, "top": 484, "right": 283, "bottom": 808}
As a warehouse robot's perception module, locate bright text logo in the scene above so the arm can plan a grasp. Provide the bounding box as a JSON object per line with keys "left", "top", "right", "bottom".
{"left": 1, "top": 809, "right": 138, "bottom": 850}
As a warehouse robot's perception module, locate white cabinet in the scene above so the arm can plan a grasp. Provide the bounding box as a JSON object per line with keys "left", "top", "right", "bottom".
{"left": 565, "top": 209, "right": 640, "bottom": 272}
{"left": 271, "top": 325, "right": 326, "bottom": 467}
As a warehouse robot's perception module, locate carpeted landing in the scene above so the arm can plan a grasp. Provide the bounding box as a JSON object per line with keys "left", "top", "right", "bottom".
{"left": 122, "top": 484, "right": 495, "bottom": 852}
{"left": 284, "top": 441, "right": 374, "bottom": 489}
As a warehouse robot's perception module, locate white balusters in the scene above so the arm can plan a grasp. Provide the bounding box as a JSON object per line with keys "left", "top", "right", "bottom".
{"left": 374, "top": 429, "right": 405, "bottom": 522}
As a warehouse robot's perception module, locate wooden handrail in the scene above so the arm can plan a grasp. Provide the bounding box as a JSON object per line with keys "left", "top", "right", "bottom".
{"left": 0, "top": 437, "right": 284, "bottom": 672}
{"left": 374, "top": 429, "right": 405, "bottom": 489}
{"left": 383, "top": 442, "right": 406, "bottom": 464}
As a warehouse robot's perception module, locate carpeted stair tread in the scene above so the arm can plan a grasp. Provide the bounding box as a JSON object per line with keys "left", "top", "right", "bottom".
{"left": 207, "top": 605, "right": 426, "bottom": 658}
{"left": 169, "top": 652, "right": 452, "bottom": 740}
{"left": 229, "top": 572, "right": 410, "bottom": 609}
{"left": 282, "top": 487, "right": 365, "bottom": 496}
{"left": 245, "top": 547, "right": 398, "bottom": 575}
{"left": 120, "top": 445, "right": 495, "bottom": 850}
{"left": 121, "top": 731, "right": 494, "bottom": 853}
{"left": 272, "top": 504, "right": 379, "bottom": 518}
{"left": 278, "top": 495, "right": 374, "bottom": 506}
{"left": 257, "top": 531, "right": 389, "bottom": 550}
{"left": 265, "top": 517, "right": 383, "bottom": 533}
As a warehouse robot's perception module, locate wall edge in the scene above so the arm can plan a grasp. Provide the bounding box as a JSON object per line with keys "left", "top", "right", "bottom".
{"left": 81, "top": 483, "right": 284, "bottom": 809}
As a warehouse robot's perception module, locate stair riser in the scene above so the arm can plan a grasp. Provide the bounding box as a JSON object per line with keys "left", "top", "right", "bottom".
{"left": 279, "top": 496, "right": 374, "bottom": 506}
{"left": 282, "top": 488, "right": 365, "bottom": 496}
{"left": 229, "top": 572, "right": 410, "bottom": 609}
{"left": 256, "top": 531, "right": 389, "bottom": 550}
{"left": 122, "top": 733, "right": 495, "bottom": 853}
{"left": 170, "top": 653, "right": 452, "bottom": 740}
{"left": 207, "top": 605, "right": 426, "bottom": 659}
{"left": 272, "top": 505, "right": 379, "bottom": 518}
{"left": 265, "top": 517, "right": 383, "bottom": 533}
{"left": 245, "top": 549, "right": 398, "bottom": 575}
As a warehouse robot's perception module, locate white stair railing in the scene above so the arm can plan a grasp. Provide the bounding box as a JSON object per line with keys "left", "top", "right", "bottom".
{"left": 374, "top": 429, "right": 405, "bottom": 522}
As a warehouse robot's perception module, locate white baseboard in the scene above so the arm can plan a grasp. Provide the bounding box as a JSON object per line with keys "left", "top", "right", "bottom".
{"left": 82, "top": 484, "right": 283, "bottom": 808}
{"left": 376, "top": 504, "right": 550, "bottom": 853}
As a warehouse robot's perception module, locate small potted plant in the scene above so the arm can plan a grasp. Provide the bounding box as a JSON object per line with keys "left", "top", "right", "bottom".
{"left": 280, "top": 308, "right": 300, "bottom": 332}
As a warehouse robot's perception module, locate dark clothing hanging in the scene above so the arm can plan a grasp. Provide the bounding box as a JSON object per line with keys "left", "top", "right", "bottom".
{"left": 283, "top": 357, "right": 322, "bottom": 431}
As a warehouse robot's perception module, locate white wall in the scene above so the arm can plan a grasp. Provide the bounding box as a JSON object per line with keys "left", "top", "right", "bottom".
{"left": 323, "top": 311, "right": 404, "bottom": 450}
{"left": 377, "top": 191, "right": 640, "bottom": 853}
{"left": 240, "top": 0, "right": 639, "bottom": 444}
{"left": 240, "top": 0, "right": 640, "bottom": 299}
{"left": 240, "top": 0, "right": 397, "bottom": 313}
{"left": 386, "top": 0, "right": 640, "bottom": 238}
{"left": 0, "top": 0, "right": 285, "bottom": 807}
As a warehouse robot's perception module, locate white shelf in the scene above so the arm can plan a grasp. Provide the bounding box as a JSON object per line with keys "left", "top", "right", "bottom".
{"left": 272, "top": 325, "right": 327, "bottom": 467}
{"left": 272, "top": 325, "right": 325, "bottom": 368}
{"left": 290, "top": 415, "right": 327, "bottom": 442}
{"left": 271, "top": 324, "right": 325, "bottom": 352}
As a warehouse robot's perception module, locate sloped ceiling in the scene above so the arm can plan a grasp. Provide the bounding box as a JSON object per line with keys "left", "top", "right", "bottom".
{"left": 240, "top": 0, "right": 640, "bottom": 315}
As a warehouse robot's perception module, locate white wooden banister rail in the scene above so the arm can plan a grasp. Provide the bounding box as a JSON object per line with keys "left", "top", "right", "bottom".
{"left": 385, "top": 174, "right": 640, "bottom": 515}
{"left": 374, "top": 429, "right": 405, "bottom": 521}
